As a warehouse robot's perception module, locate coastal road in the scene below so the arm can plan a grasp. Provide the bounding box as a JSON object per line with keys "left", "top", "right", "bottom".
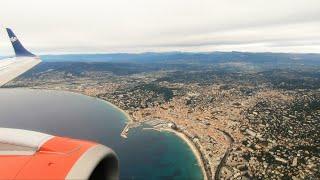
{"left": 214, "top": 129, "right": 234, "bottom": 180}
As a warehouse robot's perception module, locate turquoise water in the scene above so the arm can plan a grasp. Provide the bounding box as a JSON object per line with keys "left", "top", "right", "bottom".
{"left": 0, "top": 89, "right": 203, "bottom": 179}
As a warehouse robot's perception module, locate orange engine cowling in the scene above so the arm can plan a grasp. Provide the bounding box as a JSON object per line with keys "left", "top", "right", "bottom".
{"left": 0, "top": 128, "right": 119, "bottom": 180}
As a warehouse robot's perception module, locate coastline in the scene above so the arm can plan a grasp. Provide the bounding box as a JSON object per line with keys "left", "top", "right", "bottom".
{"left": 97, "top": 98, "right": 209, "bottom": 180}
{"left": 22, "top": 87, "right": 134, "bottom": 122}
{"left": 98, "top": 98, "right": 133, "bottom": 123}
{"left": 97, "top": 97, "right": 208, "bottom": 179}
{"left": 160, "top": 128, "right": 208, "bottom": 180}
{"left": 16, "top": 88, "right": 208, "bottom": 180}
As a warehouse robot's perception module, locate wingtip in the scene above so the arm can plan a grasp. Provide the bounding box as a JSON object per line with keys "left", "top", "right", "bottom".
{"left": 5, "top": 28, "right": 36, "bottom": 57}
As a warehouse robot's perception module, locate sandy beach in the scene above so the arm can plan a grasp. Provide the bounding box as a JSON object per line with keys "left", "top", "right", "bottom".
{"left": 98, "top": 99, "right": 133, "bottom": 123}
{"left": 100, "top": 98, "right": 209, "bottom": 179}
{"left": 96, "top": 99, "right": 208, "bottom": 180}
{"left": 28, "top": 88, "right": 208, "bottom": 179}
{"left": 160, "top": 128, "right": 208, "bottom": 180}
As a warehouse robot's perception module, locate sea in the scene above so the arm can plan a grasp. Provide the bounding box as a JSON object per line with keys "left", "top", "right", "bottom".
{"left": 0, "top": 88, "right": 203, "bottom": 179}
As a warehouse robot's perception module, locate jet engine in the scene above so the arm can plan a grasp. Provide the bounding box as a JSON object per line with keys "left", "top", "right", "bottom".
{"left": 0, "top": 128, "right": 119, "bottom": 180}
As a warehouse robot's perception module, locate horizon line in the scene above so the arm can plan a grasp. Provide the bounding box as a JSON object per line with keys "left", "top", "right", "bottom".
{"left": 1, "top": 50, "right": 320, "bottom": 59}
{"left": 37, "top": 50, "right": 320, "bottom": 56}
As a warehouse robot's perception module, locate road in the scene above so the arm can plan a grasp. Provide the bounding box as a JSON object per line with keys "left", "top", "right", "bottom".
{"left": 214, "top": 129, "right": 234, "bottom": 180}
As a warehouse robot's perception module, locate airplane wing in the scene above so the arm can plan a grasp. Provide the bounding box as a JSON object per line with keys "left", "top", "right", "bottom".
{"left": 0, "top": 28, "right": 40, "bottom": 87}
{"left": 0, "top": 56, "right": 40, "bottom": 86}
{"left": 0, "top": 29, "right": 119, "bottom": 180}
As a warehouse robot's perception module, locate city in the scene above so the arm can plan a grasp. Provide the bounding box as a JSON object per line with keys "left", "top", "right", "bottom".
{"left": 5, "top": 53, "right": 320, "bottom": 179}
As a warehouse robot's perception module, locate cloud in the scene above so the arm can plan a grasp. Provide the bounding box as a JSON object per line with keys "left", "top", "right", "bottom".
{"left": 0, "top": 0, "right": 319, "bottom": 55}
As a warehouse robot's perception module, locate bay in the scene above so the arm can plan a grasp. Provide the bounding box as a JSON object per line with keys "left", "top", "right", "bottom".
{"left": 0, "top": 88, "right": 203, "bottom": 179}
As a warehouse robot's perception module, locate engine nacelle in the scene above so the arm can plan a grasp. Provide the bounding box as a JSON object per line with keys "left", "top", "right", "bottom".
{"left": 0, "top": 128, "right": 119, "bottom": 180}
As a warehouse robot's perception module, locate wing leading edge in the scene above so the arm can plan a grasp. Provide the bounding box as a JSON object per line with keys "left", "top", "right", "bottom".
{"left": 0, "top": 28, "right": 41, "bottom": 87}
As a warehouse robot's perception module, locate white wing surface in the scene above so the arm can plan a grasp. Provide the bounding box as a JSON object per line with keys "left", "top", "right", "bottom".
{"left": 0, "top": 28, "right": 41, "bottom": 87}
{"left": 0, "top": 57, "right": 40, "bottom": 86}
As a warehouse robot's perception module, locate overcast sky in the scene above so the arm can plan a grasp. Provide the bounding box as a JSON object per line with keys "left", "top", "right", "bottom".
{"left": 0, "top": 0, "right": 319, "bottom": 55}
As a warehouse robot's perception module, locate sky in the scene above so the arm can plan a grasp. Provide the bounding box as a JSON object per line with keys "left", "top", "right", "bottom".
{"left": 0, "top": 0, "right": 319, "bottom": 55}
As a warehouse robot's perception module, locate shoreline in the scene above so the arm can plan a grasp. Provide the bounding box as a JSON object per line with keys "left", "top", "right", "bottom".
{"left": 98, "top": 99, "right": 133, "bottom": 123}
{"left": 160, "top": 128, "right": 209, "bottom": 180}
{"left": 97, "top": 99, "right": 209, "bottom": 180}
{"left": 16, "top": 87, "right": 133, "bottom": 122}
{"left": 12, "top": 88, "right": 209, "bottom": 180}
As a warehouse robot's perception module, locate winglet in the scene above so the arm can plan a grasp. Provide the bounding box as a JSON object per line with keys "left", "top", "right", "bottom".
{"left": 6, "top": 28, "right": 35, "bottom": 57}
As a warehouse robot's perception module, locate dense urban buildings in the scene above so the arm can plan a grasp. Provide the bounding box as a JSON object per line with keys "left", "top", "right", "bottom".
{"left": 5, "top": 52, "right": 320, "bottom": 179}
